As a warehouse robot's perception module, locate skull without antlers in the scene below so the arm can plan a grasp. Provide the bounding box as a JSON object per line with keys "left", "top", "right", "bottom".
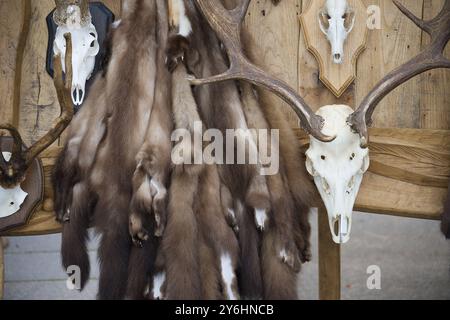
{"left": 318, "top": 0, "right": 355, "bottom": 64}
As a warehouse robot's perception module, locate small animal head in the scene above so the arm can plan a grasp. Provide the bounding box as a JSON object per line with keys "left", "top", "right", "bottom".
{"left": 0, "top": 152, "right": 28, "bottom": 218}
{"left": 306, "top": 105, "right": 369, "bottom": 243}
{"left": 318, "top": 0, "right": 355, "bottom": 64}
{"left": 53, "top": 2, "right": 99, "bottom": 105}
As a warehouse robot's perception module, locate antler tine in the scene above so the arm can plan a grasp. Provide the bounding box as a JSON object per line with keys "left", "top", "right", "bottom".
{"left": 393, "top": 0, "right": 431, "bottom": 33}
{"left": 0, "top": 124, "right": 25, "bottom": 157}
{"left": 190, "top": 0, "right": 335, "bottom": 142}
{"left": 25, "top": 33, "right": 74, "bottom": 164}
{"left": 348, "top": 0, "right": 450, "bottom": 148}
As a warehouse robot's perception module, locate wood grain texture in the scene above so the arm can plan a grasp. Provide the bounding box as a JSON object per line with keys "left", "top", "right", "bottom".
{"left": 18, "top": 0, "right": 60, "bottom": 147}
{"left": 357, "top": 0, "right": 423, "bottom": 128}
{"left": 419, "top": 0, "right": 450, "bottom": 130}
{"left": 0, "top": 237, "right": 3, "bottom": 300}
{"left": 243, "top": 0, "right": 303, "bottom": 127}
{"left": 300, "top": 0, "right": 368, "bottom": 97}
{"left": 318, "top": 207, "right": 341, "bottom": 300}
{"left": 0, "top": 0, "right": 26, "bottom": 127}
{"left": 299, "top": 0, "right": 355, "bottom": 115}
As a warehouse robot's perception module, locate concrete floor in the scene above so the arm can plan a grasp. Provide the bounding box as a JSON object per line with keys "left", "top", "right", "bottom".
{"left": 3, "top": 210, "right": 450, "bottom": 300}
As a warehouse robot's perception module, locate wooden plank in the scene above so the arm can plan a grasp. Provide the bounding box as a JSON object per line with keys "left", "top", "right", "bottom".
{"left": 0, "top": 0, "right": 27, "bottom": 127}
{"left": 243, "top": 0, "right": 303, "bottom": 126}
{"left": 318, "top": 207, "right": 341, "bottom": 300}
{"left": 299, "top": 0, "right": 355, "bottom": 113}
{"left": 0, "top": 238, "right": 3, "bottom": 300}
{"left": 420, "top": 0, "right": 450, "bottom": 130}
{"left": 357, "top": 0, "right": 423, "bottom": 129}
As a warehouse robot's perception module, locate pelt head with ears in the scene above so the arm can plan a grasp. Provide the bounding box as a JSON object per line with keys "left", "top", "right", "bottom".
{"left": 306, "top": 105, "right": 369, "bottom": 243}
{"left": 318, "top": 0, "right": 355, "bottom": 64}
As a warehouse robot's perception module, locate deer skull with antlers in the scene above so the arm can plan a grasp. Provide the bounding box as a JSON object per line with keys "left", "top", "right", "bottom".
{"left": 189, "top": 0, "right": 450, "bottom": 243}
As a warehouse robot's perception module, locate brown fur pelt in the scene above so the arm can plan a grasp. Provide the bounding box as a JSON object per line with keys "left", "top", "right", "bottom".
{"left": 53, "top": 0, "right": 160, "bottom": 299}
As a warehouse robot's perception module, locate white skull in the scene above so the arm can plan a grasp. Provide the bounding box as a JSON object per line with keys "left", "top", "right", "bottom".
{"left": 306, "top": 105, "right": 369, "bottom": 243}
{"left": 0, "top": 152, "right": 28, "bottom": 218}
{"left": 318, "top": 0, "right": 355, "bottom": 64}
{"left": 53, "top": 5, "right": 99, "bottom": 105}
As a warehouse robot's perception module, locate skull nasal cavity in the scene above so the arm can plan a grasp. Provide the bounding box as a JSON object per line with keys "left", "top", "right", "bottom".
{"left": 334, "top": 53, "right": 341, "bottom": 60}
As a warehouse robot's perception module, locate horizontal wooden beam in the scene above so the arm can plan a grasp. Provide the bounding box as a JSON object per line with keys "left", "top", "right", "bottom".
{"left": 2, "top": 127, "right": 448, "bottom": 236}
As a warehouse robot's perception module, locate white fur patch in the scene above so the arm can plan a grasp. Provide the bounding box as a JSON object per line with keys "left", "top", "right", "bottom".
{"left": 136, "top": 177, "right": 152, "bottom": 201}
{"left": 175, "top": 0, "right": 192, "bottom": 37}
{"left": 112, "top": 20, "right": 121, "bottom": 29}
{"left": 255, "top": 208, "right": 267, "bottom": 230}
{"left": 279, "top": 248, "right": 288, "bottom": 261}
{"left": 152, "top": 272, "right": 166, "bottom": 300}
{"left": 220, "top": 254, "right": 237, "bottom": 300}
{"left": 227, "top": 208, "right": 236, "bottom": 220}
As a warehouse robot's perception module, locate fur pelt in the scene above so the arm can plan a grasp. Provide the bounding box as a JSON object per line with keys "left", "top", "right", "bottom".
{"left": 53, "top": 0, "right": 315, "bottom": 300}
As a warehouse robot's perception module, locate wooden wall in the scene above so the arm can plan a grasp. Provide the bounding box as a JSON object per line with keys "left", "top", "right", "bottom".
{"left": 243, "top": 0, "right": 450, "bottom": 129}
{"left": 0, "top": 0, "right": 448, "bottom": 234}
{"left": 1, "top": 0, "right": 448, "bottom": 141}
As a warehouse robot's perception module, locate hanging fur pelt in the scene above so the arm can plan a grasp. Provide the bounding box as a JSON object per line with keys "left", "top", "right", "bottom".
{"left": 53, "top": 0, "right": 160, "bottom": 299}
{"left": 53, "top": 0, "right": 315, "bottom": 300}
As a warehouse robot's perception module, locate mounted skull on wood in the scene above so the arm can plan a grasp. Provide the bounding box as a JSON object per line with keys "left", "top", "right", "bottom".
{"left": 53, "top": 0, "right": 99, "bottom": 105}
{"left": 318, "top": 0, "right": 355, "bottom": 64}
{"left": 307, "top": 1, "right": 450, "bottom": 243}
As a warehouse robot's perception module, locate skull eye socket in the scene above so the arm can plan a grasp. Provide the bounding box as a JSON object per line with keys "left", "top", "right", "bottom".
{"left": 90, "top": 40, "right": 96, "bottom": 48}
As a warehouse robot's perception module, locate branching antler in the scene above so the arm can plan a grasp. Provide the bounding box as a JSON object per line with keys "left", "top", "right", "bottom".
{"left": 190, "top": 0, "right": 335, "bottom": 142}
{"left": 348, "top": 0, "right": 450, "bottom": 148}
{"left": 0, "top": 34, "right": 73, "bottom": 189}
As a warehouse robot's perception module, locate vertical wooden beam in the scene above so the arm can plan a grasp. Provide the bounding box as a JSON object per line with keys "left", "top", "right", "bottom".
{"left": 318, "top": 207, "right": 341, "bottom": 300}
{"left": 0, "top": 237, "right": 4, "bottom": 300}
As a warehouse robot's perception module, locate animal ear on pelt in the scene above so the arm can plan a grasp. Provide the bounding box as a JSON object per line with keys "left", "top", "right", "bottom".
{"left": 45, "top": 2, "right": 115, "bottom": 111}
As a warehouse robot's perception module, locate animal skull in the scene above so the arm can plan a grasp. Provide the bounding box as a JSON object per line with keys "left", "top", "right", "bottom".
{"left": 318, "top": 0, "right": 355, "bottom": 64}
{"left": 53, "top": 4, "right": 99, "bottom": 105}
{"left": 0, "top": 152, "right": 28, "bottom": 218}
{"left": 306, "top": 105, "right": 369, "bottom": 243}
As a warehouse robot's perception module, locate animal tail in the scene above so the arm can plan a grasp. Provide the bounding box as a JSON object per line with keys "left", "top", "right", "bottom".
{"left": 60, "top": 182, "right": 91, "bottom": 290}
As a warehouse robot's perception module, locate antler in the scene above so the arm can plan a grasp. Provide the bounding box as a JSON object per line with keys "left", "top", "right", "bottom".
{"left": 348, "top": 0, "right": 450, "bottom": 148}
{"left": 0, "top": 34, "right": 73, "bottom": 189}
{"left": 190, "top": 0, "right": 335, "bottom": 142}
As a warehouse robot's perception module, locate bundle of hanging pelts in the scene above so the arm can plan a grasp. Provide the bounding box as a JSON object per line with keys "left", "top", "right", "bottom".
{"left": 53, "top": 0, "right": 316, "bottom": 300}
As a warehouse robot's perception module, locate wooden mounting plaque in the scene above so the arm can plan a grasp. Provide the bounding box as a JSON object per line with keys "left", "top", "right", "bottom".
{"left": 0, "top": 137, "right": 44, "bottom": 233}
{"left": 300, "top": 0, "right": 368, "bottom": 97}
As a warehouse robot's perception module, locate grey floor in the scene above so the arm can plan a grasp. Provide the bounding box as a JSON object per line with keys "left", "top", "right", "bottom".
{"left": 3, "top": 210, "right": 450, "bottom": 300}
